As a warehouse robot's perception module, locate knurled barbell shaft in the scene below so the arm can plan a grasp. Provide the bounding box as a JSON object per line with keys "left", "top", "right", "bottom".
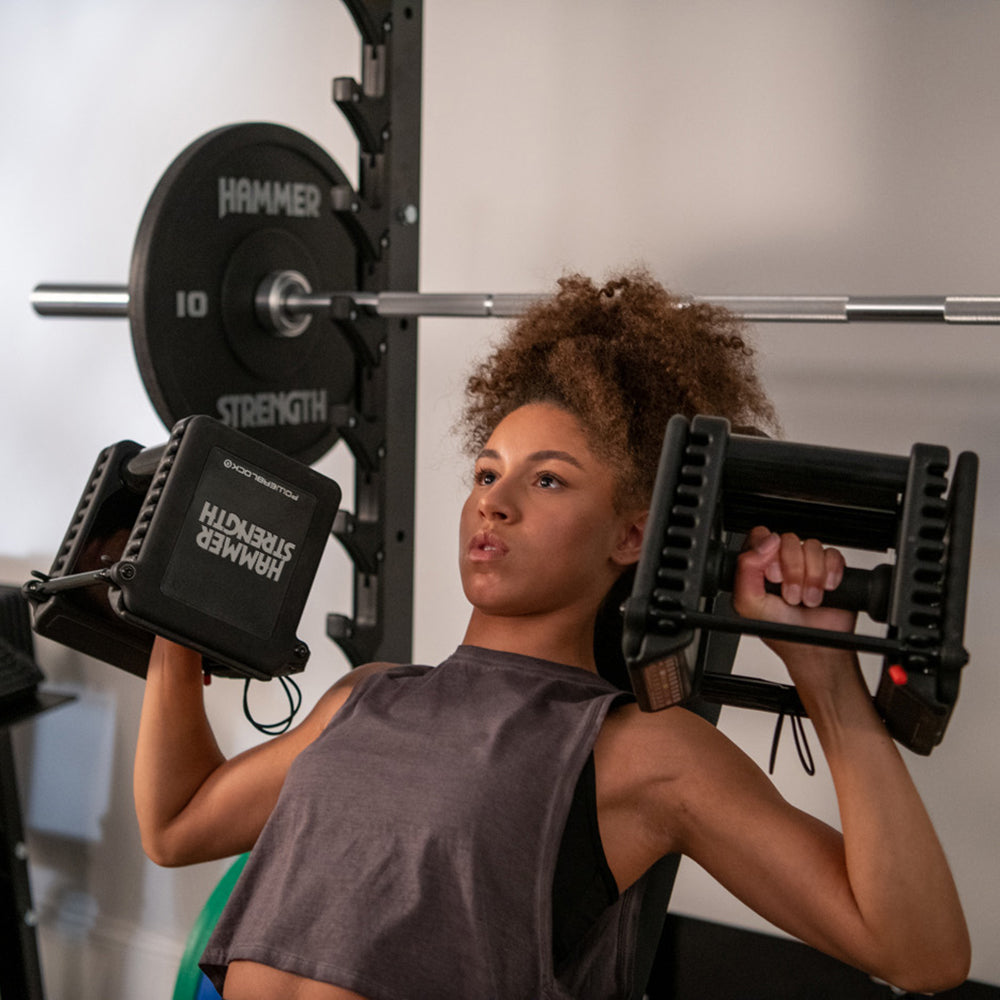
{"left": 284, "top": 290, "right": 547, "bottom": 318}
{"left": 30, "top": 283, "right": 1000, "bottom": 324}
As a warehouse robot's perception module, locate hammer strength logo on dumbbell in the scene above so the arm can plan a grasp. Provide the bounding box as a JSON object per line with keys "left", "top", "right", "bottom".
{"left": 195, "top": 501, "right": 297, "bottom": 583}
{"left": 217, "top": 176, "right": 322, "bottom": 220}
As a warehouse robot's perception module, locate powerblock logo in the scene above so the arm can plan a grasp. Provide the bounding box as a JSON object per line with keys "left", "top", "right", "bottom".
{"left": 195, "top": 502, "right": 296, "bottom": 583}
{"left": 221, "top": 458, "right": 300, "bottom": 501}
{"left": 218, "top": 177, "right": 321, "bottom": 219}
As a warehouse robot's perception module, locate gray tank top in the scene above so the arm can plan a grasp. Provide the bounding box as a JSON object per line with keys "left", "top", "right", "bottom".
{"left": 200, "top": 645, "right": 657, "bottom": 998}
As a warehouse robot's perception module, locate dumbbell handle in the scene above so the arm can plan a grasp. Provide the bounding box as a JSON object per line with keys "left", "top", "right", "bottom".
{"left": 715, "top": 549, "right": 893, "bottom": 623}
{"left": 31, "top": 281, "right": 1000, "bottom": 324}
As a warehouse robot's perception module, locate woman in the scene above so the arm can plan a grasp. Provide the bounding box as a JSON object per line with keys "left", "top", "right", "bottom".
{"left": 134, "top": 271, "right": 970, "bottom": 998}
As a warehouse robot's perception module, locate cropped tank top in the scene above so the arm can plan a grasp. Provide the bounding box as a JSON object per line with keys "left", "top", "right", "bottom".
{"left": 200, "top": 645, "right": 658, "bottom": 999}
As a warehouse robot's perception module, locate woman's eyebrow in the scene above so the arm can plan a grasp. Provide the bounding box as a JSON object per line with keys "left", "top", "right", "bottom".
{"left": 528, "top": 450, "right": 585, "bottom": 469}
{"left": 476, "top": 448, "right": 585, "bottom": 470}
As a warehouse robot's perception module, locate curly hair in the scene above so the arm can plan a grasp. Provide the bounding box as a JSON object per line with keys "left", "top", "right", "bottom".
{"left": 460, "top": 268, "right": 778, "bottom": 510}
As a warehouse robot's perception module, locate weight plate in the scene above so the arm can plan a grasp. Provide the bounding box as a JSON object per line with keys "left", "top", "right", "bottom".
{"left": 129, "top": 123, "right": 359, "bottom": 464}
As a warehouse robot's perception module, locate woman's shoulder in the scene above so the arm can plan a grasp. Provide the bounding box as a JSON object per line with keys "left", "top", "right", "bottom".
{"left": 596, "top": 701, "right": 765, "bottom": 815}
{"left": 599, "top": 700, "right": 730, "bottom": 766}
{"left": 326, "top": 660, "right": 399, "bottom": 698}
{"left": 595, "top": 702, "right": 775, "bottom": 880}
{"left": 305, "top": 661, "right": 401, "bottom": 732}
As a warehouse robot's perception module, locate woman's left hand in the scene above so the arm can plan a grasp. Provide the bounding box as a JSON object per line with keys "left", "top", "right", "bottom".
{"left": 731, "top": 526, "right": 862, "bottom": 696}
{"left": 733, "top": 525, "right": 856, "bottom": 634}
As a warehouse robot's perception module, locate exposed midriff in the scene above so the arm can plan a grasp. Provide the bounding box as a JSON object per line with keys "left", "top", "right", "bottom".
{"left": 223, "top": 961, "right": 370, "bottom": 1000}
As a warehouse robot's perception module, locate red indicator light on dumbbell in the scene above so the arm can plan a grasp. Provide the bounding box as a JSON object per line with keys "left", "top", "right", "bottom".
{"left": 888, "top": 664, "right": 908, "bottom": 686}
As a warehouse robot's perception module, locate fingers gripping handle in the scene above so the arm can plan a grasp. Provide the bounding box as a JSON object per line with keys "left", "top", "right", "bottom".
{"left": 714, "top": 548, "right": 894, "bottom": 622}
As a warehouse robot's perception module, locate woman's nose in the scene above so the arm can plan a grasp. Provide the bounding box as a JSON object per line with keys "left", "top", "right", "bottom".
{"left": 479, "top": 481, "right": 516, "bottom": 521}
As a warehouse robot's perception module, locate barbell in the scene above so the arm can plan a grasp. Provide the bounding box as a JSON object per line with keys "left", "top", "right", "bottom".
{"left": 32, "top": 282, "right": 1000, "bottom": 326}
{"left": 30, "top": 121, "right": 1000, "bottom": 466}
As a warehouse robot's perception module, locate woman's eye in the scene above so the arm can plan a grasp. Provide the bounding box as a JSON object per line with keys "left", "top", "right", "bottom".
{"left": 475, "top": 468, "right": 497, "bottom": 486}
{"left": 537, "top": 473, "right": 562, "bottom": 489}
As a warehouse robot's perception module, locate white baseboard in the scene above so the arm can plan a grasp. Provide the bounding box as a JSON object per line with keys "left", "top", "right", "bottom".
{"left": 39, "top": 912, "right": 188, "bottom": 1000}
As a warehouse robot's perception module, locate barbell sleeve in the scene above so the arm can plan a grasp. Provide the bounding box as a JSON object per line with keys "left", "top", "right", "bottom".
{"left": 31, "top": 284, "right": 131, "bottom": 318}
{"left": 31, "top": 283, "right": 1000, "bottom": 324}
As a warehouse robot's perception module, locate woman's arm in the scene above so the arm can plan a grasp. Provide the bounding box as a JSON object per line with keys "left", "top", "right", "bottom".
{"left": 600, "top": 529, "right": 970, "bottom": 994}
{"left": 133, "top": 636, "right": 382, "bottom": 867}
{"left": 707, "top": 529, "right": 968, "bottom": 990}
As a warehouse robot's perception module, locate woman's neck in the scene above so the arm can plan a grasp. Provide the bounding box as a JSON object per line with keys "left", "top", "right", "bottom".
{"left": 461, "top": 608, "right": 598, "bottom": 672}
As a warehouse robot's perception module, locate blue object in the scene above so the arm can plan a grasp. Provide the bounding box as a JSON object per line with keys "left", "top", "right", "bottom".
{"left": 194, "top": 973, "right": 222, "bottom": 1000}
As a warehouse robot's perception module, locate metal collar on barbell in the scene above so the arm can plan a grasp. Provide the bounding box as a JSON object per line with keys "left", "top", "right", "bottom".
{"left": 255, "top": 270, "right": 315, "bottom": 338}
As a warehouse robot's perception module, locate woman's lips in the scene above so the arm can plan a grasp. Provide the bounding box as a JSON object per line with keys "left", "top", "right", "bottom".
{"left": 468, "top": 530, "right": 508, "bottom": 562}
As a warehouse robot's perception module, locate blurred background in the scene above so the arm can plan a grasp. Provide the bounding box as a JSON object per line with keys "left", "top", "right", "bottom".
{"left": 1, "top": 1, "right": 997, "bottom": 994}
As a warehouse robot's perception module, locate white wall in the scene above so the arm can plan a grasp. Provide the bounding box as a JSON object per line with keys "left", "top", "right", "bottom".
{"left": 2, "top": 1, "right": 998, "bottom": 994}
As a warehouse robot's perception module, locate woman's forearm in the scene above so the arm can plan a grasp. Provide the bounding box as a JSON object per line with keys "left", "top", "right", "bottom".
{"left": 133, "top": 637, "right": 226, "bottom": 864}
{"left": 788, "top": 646, "right": 970, "bottom": 990}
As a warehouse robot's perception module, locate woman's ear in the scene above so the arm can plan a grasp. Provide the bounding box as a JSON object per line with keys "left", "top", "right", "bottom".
{"left": 612, "top": 511, "right": 647, "bottom": 567}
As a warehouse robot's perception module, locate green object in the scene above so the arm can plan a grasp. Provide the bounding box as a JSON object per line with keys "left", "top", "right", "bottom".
{"left": 172, "top": 853, "right": 250, "bottom": 1000}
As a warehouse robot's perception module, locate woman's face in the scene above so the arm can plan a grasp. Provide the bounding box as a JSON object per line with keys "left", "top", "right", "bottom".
{"left": 458, "top": 403, "right": 643, "bottom": 624}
